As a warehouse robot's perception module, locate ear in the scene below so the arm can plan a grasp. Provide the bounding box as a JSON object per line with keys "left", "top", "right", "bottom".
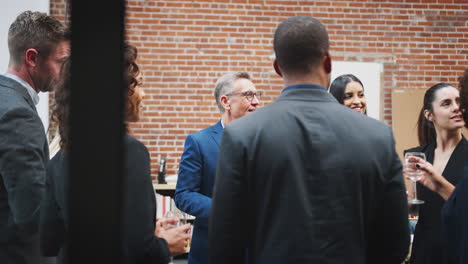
{"left": 273, "top": 59, "right": 282, "bottom": 77}
{"left": 323, "top": 51, "right": 332, "bottom": 74}
{"left": 424, "top": 109, "right": 432, "bottom": 121}
{"left": 220, "top": 95, "right": 230, "bottom": 111}
{"left": 24, "top": 48, "right": 39, "bottom": 67}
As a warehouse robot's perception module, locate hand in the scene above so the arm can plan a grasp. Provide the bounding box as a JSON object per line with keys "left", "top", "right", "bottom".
{"left": 405, "top": 156, "right": 454, "bottom": 200}
{"left": 156, "top": 222, "right": 191, "bottom": 256}
{"left": 155, "top": 217, "right": 179, "bottom": 235}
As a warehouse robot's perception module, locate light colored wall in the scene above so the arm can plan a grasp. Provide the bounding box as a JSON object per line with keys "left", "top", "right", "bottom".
{"left": 331, "top": 61, "right": 383, "bottom": 120}
{"left": 0, "top": 0, "right": 50, "bottom": 131}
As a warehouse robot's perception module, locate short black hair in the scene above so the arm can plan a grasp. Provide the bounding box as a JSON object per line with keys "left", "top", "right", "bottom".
{"left": 273, "top": 16, "right": 329, "bottom": 75}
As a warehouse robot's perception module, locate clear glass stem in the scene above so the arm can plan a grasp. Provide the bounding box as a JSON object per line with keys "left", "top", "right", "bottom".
{"left": 412, "top": 180, "right": 418, "bottom": 201}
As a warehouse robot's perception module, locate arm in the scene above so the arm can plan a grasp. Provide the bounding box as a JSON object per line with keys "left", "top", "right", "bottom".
{"left": 370, "top": 130, "right": 410, "bottom": 264}
{"left": 174, "top": 135, "right": 212, "bottom": 218}
{"left": 209, "top": 128, "right": 248, "bottom": 264}
{"left": 0, "top": 108, "right": 47, "bottom": 236}
{"left": 124, "top": 138, "right": 171, "bottom": 264}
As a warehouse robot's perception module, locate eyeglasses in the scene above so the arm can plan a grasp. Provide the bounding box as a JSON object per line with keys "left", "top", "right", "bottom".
{"left": 225, "top": 91, "right": 262, "bottom": 102}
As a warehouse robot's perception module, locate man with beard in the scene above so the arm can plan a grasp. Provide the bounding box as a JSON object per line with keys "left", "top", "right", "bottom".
{"left": 0, "top": 11, "right": 70, "bottom": 264}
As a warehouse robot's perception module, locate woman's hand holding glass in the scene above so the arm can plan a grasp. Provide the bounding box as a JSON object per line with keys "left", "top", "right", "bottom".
{"left": 404, "top": 155, "right": 455, "bottom": 201}
{"left": 404, "top": 152, "right": 426, "bottom": 204}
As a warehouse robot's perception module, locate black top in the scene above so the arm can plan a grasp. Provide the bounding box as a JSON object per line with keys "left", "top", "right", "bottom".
{"left": 405, "top": 138, "right": 468, "bottom": 264}
{"left": 441, "top": 164, "right": 468, "bottom": 264}
{"left": 40, "top": 135, "right": 170, "bottom": 264}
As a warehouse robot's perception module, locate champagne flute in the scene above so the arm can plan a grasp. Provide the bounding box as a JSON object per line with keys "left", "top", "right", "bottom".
{"left": 404, "top": 152, "right": 426, "bottom": 204}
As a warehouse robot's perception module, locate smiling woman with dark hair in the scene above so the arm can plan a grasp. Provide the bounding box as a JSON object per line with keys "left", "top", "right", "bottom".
{"left": 329, "top": 74, "right": 367, "bottom": 115}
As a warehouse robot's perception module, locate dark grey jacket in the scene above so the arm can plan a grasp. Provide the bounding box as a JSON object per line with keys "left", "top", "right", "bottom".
{"left": 0, "top": 74, "right": 49, "bottom": 264}
{"left": 209, "top": 86, "right": 410, "bottom": 264}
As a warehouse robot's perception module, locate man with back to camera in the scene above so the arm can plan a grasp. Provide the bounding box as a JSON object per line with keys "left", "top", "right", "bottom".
{"left": 209, "top": 16, "right": 410, "bottom": 264}
{"left": 174, "top": 72, "right": 260, "bottom": 264}
{"left": 0, "top": 11, "right": 70, "bottom": 264}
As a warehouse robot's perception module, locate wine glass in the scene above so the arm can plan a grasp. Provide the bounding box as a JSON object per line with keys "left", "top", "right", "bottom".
{"left": 404, "top": 152, "right": 426, "bottom": 204}
{"left": 163, "top": 209, "right": 190, "bottom": 262}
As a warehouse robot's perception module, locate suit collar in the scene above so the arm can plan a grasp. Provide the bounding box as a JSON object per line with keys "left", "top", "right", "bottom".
{"left": 278, "top": 85, "right": 338, "bottom": 103}
{"left": 282, "top": 83, "right": 327, "bottom": 93}
{"left": 0, "top": 74, "right": 37, "bottom": 111}
{"left": 210, "top": 121, "right": 223, "bottom": 147}
{"left": 3, "top": 73, "right": 39, "bottom": 105}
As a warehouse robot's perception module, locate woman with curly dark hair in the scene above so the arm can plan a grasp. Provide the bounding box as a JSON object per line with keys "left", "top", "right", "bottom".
{"left": 406, "top": 68, "right": 468, "bottom": 264}
{"left": 39, "top": 44, "right": 190, "bottom": 264}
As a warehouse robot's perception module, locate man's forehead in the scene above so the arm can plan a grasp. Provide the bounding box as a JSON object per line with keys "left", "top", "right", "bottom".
{"left": 233, "top": 78, "right": 255, "bottom": 91}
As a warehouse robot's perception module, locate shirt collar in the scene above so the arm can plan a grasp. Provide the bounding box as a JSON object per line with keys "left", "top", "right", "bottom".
{"left": 281, "top": 83, "right": 327, "bottom": 94}
{"left": 3, "top": 73, "right": 40, "bottom": 105}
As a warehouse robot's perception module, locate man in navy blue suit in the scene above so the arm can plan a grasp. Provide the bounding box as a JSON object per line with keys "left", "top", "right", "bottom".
{"left": 174, "top": 71, "right": 260, "bottom": 264}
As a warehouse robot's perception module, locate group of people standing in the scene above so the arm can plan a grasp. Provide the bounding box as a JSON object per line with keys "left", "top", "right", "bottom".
{"left": 1, "top": 9, "right": 467, "bottom": 264}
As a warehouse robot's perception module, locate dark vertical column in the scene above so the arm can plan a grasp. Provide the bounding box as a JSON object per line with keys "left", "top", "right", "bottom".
{"left": 68, "top": 0, "right": 125, "bottom": 263}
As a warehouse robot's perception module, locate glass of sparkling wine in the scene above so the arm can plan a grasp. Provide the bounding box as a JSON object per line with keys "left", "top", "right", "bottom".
{"left": 405, "top": 152, "right": 426, "bottom": 204}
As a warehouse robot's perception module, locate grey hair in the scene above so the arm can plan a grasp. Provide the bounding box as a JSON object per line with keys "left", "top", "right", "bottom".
{"left": 214, "top": 71, "right": 251, "bottom": 113}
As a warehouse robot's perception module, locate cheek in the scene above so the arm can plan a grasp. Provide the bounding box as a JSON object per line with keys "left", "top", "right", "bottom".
{"left": 343, "top": 99, "right": 351, "bottom": 107}
{"left": 244, "top": 101, "right": 252, "bottom": 110}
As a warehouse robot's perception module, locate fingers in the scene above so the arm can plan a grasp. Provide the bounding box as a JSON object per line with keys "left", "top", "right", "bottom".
{"left": 177, "top": 223, "right": 191, "bottom": 233}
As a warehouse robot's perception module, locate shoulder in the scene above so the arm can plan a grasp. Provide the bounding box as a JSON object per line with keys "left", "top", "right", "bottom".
{"left": 0, "top": 90, "right": 31, "bottom": 116}
{"left": 187, "top": 122, "right": 220, "bottom": 140}
{"left": 459, "top": 137, "right": 468, "bottom": 148}
{"left": 125, "top": 135, "right": 149, "bottom": 156}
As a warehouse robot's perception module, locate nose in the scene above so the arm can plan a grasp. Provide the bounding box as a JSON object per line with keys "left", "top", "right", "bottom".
{"left": 351, "top": 96, "right": 361, "bottom": 105}
{"left": 453, "top": 102, "right": 460, "bottom": 112}
{"left": 251, "top": 95, "right": 260, "bottom": 105}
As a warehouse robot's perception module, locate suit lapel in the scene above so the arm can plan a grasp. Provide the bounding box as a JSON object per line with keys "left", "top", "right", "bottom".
{"left": 0, "top": 75, "right": 37, "bottom": 112}
{"left": 210, "top": 121, "right": 223, "bottom": 147}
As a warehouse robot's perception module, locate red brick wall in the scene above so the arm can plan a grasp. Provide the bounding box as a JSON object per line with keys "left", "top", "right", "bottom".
{"left": 50, "top": 0, "right": 468, "bottom": 179}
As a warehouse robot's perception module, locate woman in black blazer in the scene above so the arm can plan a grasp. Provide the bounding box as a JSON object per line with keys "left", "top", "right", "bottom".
{"left": 39, "top": 44, "right": 190, "bottom": 263}
{"left": 404, "top": 82, "right": 467, "bottom": 264}
{"left": 409, "top": 69, "right": 468, "bottom": 264}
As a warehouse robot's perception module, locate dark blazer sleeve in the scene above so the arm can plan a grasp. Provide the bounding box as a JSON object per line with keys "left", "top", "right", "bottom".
{"left": 174, "top": 134, "right": 212, "bottom": 218}
{"left": 369, "top": 128, "right": 410, "bottom": 264}
{"left": 209, "top": 127, "right": 248, "bottom": 264}
{"left": 124, "top": 136, "right": 170, "bottom": 264}
{"left": 441, "top": 165, "right": 468, "bottom": 264}
{"left": 39, "top": 154, "right": 66, "bottom": 256}
{"left": 0, "top": 107, "right": 47, "bottom": 235}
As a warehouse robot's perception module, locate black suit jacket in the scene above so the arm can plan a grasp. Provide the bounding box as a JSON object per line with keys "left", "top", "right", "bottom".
{"left": 405, "top": 138, "right": 468, "bottom": 264}
{"left": 40, "top": 136, "right": 171, "bottom": 264}
{"left": 209, "top": 86, "right": 410, "bottom": 264}
{"left": 442, "top": 164, "right": 468, "bottom": 264}
{"left": 0, "top": 75, "right": 49, "bottom": 264}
